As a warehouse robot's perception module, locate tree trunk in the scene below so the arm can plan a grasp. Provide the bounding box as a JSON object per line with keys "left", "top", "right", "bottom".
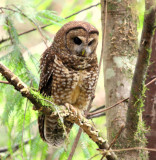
{"left": 101, "top": 0, "right": 138, "bottom": 159}
{"left": 143, "top": 30, "right": 156, "bottom": 160}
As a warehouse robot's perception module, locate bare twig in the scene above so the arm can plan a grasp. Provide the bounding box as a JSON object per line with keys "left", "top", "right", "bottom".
{"left": 88, "top": 77, "right": 156, "bottom": 117}
{"left": 87, "top": 112, "right": 106, "bottom": 119}
{"left": 98, "top": 147, "right": 156, "bottom": 153}
{"left": 99, "top": 0, "right": 107, "bottom": 73}
{"left": 87, "top": 105, "right": 106, "bottom": 119}
{"left": 0, "top": 80, "right": 9, "bottom": 84}
{"left": 89, "top": 153, "right": 100, "bottom": 160}
{"left": 67, "top": 128, "right": 82, "bottom": 160}
{"left": 0, "top": 7, "right": 48, "bottom": 47}
{"left": 100, "top": 125, "right": 125, "bottom": 160}
{"left": 65, "top": 3, "right": 100, "bottom": 19}
{"left": 145, "top": 77, "right": 156, "bottom": 86}
{"left": 108, "top": 125, "right": 125, "bottom": 150}
{"left": 0, "top": 62, "right": 117, "bottom": 160}
{"left": 90, "top": 105, "right": 105, "bottom": 113}
{"left": 0, "top": 138, "right": 35, "bottom": 153}
{"left": 0, "top": 3, "right": 100, "bottom": 44}
{"left": 88, "top": 98, "right": 128, "bottom": 116}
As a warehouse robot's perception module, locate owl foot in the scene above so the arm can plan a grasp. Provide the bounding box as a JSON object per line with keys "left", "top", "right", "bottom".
{"left": 64, "top": 103, "right": 83, "bottom": 119}
{"left": 64, "top": 103, "right": 77, "bottom": 115}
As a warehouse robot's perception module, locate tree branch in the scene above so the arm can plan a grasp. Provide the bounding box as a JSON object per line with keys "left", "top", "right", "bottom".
{"left": 0, "top": 6, "right": 48, "bottom": 47}
{"left": 0, "top": 80, "right": 9, "bottom": 84}
{"left": 0, "top": 138, "right": 35, "bottom": 153}
{"left": 100, "top": 125, "right": 125, "bottom": 160}
{"left": 0, "top": 63, "right": 52, "bottom": 115}
{"left": 126, "top": 3, "right": 156, "bottom": 138}
{"left": 0, "top": 62, "right": 117, "bottom": 160}
{"left": 67, "top": 128, "right": 82, "bottom": 160}
{"left": 99, "top": 0, "right": 107, "bottom": 73}
{"left": 98, "top": 147, "right": 156, "bottom": 153}
{"left": 88, "top": 77, "right": 156, "bottom": 118}
{"left": 0, "top": 3, "right": 100, "bottom": 44}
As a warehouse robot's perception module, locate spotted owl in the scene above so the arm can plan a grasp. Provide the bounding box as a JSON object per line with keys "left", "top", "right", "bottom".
{"left": 38, "top": 21, "right": 99, "bottom": 147}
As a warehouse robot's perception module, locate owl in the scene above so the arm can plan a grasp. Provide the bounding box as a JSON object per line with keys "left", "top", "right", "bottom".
{"left": 38, "top": 21, "right": 99, "bottom": 147}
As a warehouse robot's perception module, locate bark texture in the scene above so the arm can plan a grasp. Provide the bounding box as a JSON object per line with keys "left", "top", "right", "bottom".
{"left": 126, "top": 2, "right": 156, "bottom": 140}
{"left": 101, "top": 0, "right": 138, "bottom": 159}
{"left": 101, "top": 0, "right": 156, "bottom": 159}
{"left": 143, "top": 30, "right": 156, "bottom": 160}
{"left": 125, "top": 2, "right": 156, "bottom": 159}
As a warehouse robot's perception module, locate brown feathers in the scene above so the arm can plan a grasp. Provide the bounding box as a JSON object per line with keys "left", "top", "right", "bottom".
{"left": 38, "top": 21, "right": 99, "bottom": 147}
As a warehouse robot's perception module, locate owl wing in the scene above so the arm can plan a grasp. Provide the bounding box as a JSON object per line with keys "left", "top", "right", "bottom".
{"left": 39, "top": 47, "right": 55, "bottom": 96}
{"left": 38, "top": 47, "right": 55, "bottom": 141}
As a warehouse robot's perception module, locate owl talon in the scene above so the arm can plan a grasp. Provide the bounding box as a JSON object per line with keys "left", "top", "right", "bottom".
{"left": 64, "top": 103, "right": 79, "bottom": 117}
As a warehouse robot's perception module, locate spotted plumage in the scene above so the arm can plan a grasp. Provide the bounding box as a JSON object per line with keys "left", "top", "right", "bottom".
{"left": 38, "top": 21, "right": 99, "bottom": 147}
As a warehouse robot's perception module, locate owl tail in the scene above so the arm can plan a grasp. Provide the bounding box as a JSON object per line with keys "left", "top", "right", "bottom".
{"left": 38, "top": 114, "right": 73, "bottom": 147}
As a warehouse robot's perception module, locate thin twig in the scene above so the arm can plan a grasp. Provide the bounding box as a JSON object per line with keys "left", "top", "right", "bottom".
{"left": 0, "top": 138, "right": 35, "bottom": 153}
{"left": 89, "top": 153, "right": 100, "bottom": 160}
{"left": 0, "top": 3, "right": 100, "bottom": 44}
{"left": 88, "top": 77, "right": 156, "bottom": 117}
{"left": 108, "top": 125, "right": 125, "bottom": 150}
{"left": 88, "top": 98, "right": 129, "bottom": 116}
{"left": 65, "top": 3, "right": 100, "bottom": 19}
{"left": 145, "top": 77, "right": 156, "bottom": 86}
{"left": 98, "top": 147, "right": 156, "bottom": 153}
{"left": 67, "top": 128, "right": 82, "bottom": 160}
{"left": 113, "top": 147, "right": 156, "bottom": 152}
{"left": 90, "top": 105, "right": 105, "bottom": 113}
{"left": 100, "top": 125, "right": 125, "bottom": 160}
{"left": 0, "top": 80, "right": 9, "bottom": 84}
{"left": 99, "top": 0, "right": 107, "bottom": 73}
{"left": 87, "top": 112, "right": 106, "bottom": 119}
{"left": 87, "top": 106, "right": 106, "bottom": 119}
{"left": 0, "top": 7, "right": 48, "bottom": 47}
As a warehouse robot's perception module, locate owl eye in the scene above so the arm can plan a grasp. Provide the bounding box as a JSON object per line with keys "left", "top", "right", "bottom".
{"left": 73, "top": 37, "right": 82, "bottom": 45}
{"left": 88, "top": 40, "right": 94, "bottom": 46}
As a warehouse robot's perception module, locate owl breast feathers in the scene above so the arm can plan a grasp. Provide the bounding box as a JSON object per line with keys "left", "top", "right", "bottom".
{"left": 38, "top": 21, "right": 99, "bottom": 147}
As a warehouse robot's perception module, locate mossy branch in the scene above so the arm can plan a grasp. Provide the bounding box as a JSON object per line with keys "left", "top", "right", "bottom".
{"left": 126, "top": 2, "right": 156, "bottom": 138}
{"left": 0, "top": 62, "right": 117, "bottom": 160}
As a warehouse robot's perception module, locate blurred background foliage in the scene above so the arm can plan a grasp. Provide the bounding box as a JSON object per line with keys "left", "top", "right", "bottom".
{"left": 0, "top": 0, "right": 144, "bottom": 159}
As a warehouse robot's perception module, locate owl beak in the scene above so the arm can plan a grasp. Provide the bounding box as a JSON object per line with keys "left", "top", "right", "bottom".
{"left": 82, "top": 49, "right": 86, "bottom": 56}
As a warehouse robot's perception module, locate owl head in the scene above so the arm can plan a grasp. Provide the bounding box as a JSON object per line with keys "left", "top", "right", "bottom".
{"left": 53, "top": 21, "right": 99, "bottom": 57}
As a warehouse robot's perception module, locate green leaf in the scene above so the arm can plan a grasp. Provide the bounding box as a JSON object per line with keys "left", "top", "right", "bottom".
{"left": 36, "top": 10, "right": 64, "bottom": 26}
